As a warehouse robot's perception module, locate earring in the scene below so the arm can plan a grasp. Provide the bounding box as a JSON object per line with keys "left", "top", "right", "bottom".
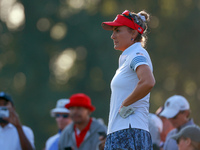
{"left": 131, "top": 38, "right": 134, "bottom": 41}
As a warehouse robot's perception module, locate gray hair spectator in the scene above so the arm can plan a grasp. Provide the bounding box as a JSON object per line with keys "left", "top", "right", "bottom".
{"left": 45, "top": 99, "right": 72, "bottom": 150}
{"left": 148, "top": 113, "right": 163, "bottom": 149}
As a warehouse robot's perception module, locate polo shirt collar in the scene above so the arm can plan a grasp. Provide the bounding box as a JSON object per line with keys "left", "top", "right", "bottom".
{"left": 122, "top": 42, "right": 142, "bottom": 55}
{"left": 0, "top": 123, "right": 14, "bottom": 129}
{"left": 178, "top": 119, "right": 194, "bottom": 131}
{"left": 69, "top": 118, "right": 102, "bottom": 134}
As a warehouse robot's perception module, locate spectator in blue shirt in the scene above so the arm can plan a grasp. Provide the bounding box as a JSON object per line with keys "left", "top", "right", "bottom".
{"left": 45, "top": 99, "right": 72, "bottom": 150}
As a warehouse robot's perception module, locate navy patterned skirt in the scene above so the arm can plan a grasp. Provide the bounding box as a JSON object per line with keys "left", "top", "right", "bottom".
{"left": 104, "top": 128, "right": 153, "bottom": 150}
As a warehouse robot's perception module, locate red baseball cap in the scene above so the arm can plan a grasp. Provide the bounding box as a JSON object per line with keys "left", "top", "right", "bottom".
{"left": 101, "top": 10, "right": 144, "bottom": 34}
{"left": 65, "top": 93, "right": 95, "bottom": 112}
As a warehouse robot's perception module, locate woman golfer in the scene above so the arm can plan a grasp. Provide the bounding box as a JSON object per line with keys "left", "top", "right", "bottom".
{"left": 101, "top": 10, "right": 155, "bottom": 150}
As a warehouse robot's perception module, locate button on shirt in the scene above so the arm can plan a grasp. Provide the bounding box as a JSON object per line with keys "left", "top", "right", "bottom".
{"left": 0, "top": 123, "right": 35, "bottom": 150}
{"left": 107, "top": 42, "right": 153, "bottom": 134}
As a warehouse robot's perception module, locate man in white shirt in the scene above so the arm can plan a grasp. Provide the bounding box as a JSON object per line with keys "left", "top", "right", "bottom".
{"left": 0, "top": 92, "right": 35, "bottom": 150}
{"left": 45, "top": 99, "right": 72, "bottom": 150}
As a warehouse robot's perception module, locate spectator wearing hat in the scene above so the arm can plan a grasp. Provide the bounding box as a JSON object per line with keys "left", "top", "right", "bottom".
{"left": 155, "top": 106, "right": 174, "bottom": 145}
{"left": 59, "top": 93, "right": 107, "bottom": 150}
{"left": 0, "top": 92, "right": 35, "bottom": 150}
{"left": 45, "top": 99, "right": 72, "bottom": 150}
{"left": 160, "top": 95, "right": 196, "bottom": 150}
{"left": 148, "top": 113, "right": 163, "bottom": 150}
{"left": 171, "top": 125, "right": 200, "bottom": 150}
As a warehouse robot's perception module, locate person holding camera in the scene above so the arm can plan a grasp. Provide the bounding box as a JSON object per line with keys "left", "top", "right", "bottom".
{"left": 0, "top": 92, "right": 35, "bottom": 150}
{"left": 58, "top": 93, "right": 107, "bottom": 150}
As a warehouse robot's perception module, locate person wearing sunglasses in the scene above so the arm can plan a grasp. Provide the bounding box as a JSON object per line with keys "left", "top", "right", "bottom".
{"left": 45, "top": 99, "right": 72, "bottom": 150}
{"left": 101, "top": 10, "right": 155, "bottom": 149}
{"left": 160, "top": 95, "right": 196, "bottom": 150}
{"left": 171, "top": 125, "right": 200, "bottom": 150}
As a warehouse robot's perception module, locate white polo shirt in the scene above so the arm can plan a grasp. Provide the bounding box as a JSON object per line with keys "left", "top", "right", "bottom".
{"left": 0, "top": 123, "right": 35, "bottom": 150}
{"left": 107, "top": 42, "right": 153, "bottom": 134}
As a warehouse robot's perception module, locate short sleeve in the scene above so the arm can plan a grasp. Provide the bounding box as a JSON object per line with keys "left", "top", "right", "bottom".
{"left": 22, "top": 126, "right": 35, "bottom": 149}
{"left": 130, "top": 55, "right": 149, "bottom": 71}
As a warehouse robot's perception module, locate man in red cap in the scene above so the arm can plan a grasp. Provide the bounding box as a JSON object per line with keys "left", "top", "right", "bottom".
{"left": 58, "top": 93, "right": 107, "bottom": 150}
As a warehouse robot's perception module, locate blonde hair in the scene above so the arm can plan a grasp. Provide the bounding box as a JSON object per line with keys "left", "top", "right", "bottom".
{"left": 128, "top": 10, "right": 150, "bottom": 47}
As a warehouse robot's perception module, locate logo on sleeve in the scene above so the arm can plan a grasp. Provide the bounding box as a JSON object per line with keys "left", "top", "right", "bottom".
{"left": 136, "top": 52, "right": 144, "bottom": 56}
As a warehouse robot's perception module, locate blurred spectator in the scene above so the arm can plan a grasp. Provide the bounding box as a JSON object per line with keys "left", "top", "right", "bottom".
{"left": 171, "top": 125, "right": 200, "bottom": 150}
{"left": 156, "top": 106, "right": 174, "bottom": 146}
{"left": 0, "top": 92, "right": 35, "bottom": 150}
{"left": 59, "top": 93, "right": 107, "bottom": 150}
{"left": 148, "top": 113, "right": 163, "bottom": 150}
{"left": 45, "top": 99, "right": 72, "bottom": 150}
{"left": 95, "top": 118, "right": 108, "bottom": 150}
{"left": 160, "top": 95, "right": 196, "bottom": 150}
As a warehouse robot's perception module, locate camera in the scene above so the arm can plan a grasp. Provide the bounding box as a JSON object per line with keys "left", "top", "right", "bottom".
{"left": 0, "top": 106, "right": 9, "bottom": 118}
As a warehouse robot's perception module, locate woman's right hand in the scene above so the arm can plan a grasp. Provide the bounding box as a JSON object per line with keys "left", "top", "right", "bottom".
{"left": 119, "top": 105, "right": 135, "bottom": 118}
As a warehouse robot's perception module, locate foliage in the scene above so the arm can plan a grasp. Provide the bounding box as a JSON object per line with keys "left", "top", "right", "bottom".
{"left": 0, "top": 0, "right": 200, "bottom": 148}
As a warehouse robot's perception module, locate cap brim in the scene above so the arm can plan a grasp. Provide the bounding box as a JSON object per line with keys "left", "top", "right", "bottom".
{"left": 159, "top": 108, "right": 179, "bottom": 119}
{"left": 65, "top": 103, "right": 95, "bottom": 112}
{"left": 101, "top": 22, "right": 123, "bottom": 30}
{"left": 51, "top": 108, "right": 70, "bottom": 117}
{"left": 0, "top": 96, "right": 11, "bottom": 102}
{"left": 171, "top": 133, "right": 181, "bottom": 141}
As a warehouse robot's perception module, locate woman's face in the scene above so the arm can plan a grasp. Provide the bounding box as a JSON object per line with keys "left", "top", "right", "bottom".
{"left": 111, "top": 26, "right": 135, "bottom": 51}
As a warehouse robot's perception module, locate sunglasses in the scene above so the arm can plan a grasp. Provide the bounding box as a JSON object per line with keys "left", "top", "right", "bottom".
{"left": 55, "top": 114, "right": 69, "bottom": 118}
{"left": 122, "top": 10, "right": 140, "bottom": 24}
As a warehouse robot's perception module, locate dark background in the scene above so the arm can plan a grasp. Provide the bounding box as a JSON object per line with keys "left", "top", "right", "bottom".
{"left": 0, "top": 0, "right": 200, "bottom": 149}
